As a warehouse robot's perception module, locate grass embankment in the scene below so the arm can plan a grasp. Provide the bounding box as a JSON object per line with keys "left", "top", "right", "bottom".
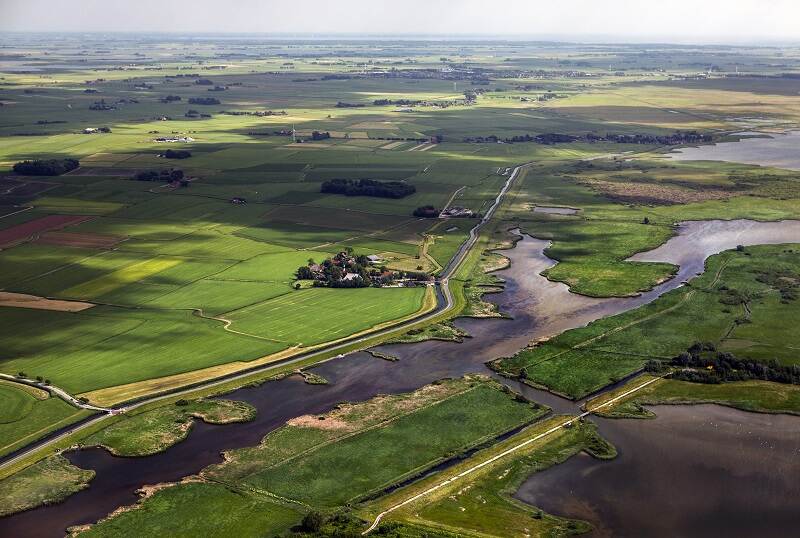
{"left": 85, "top": 399, "right": 255, "bottom": 456}
{"left": 0, "top": 455, "right": 94, "bottom": 517}
{"left": 80, "top": 376, "right": 547, "bottom": 536}
{"left": 360, "top": 417, "right": 615, "bottom": 537}
{"left": 494, "top": 244, "right": 800, "bottom": 399}
{"left": 0, "top": 380, "right": 93, "bottom": 458}
{"left": 588, "top": 376, "right": 800, "bottom": 418}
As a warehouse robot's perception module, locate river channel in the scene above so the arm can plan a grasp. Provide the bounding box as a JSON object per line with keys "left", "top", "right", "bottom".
{"left": 2, "top": 219, "right": 800, "bottom": 537}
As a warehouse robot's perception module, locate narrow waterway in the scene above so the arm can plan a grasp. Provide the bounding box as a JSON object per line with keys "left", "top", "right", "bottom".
{"left": 2, "top": 219, "right": 799, "bottom": 537}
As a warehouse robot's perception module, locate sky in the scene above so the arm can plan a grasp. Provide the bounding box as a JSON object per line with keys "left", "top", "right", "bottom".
{"left": 1, "top": 0, "right": 799, "bottom": 44}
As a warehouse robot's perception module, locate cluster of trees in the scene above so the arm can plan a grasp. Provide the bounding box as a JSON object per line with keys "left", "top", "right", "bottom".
{"left": 321, "top": 178, "right": 416, "bottom": 199}
{"left": 89, "top": 99, "right": 116, "bottom": 111}
{"left": 463, "top": 131, "right": 713, "bottom": 145}
{"left": 160, "top": 95, "right": 182, "bottom": 103}
{"left": 413, "top": 205, "right": 440, "bottom": 218}
{"left": 13, "top": 158, "right": 79, "bottom": 176}
{"left": 185, "top": 109, "right": 211, "bottom": 118}
{"left": 187, "top": 97, "right": 220, "bottom": 105}
{"left": 163, "top": 149, "right": 191, "bottom": 159}
{"left": 648, "top": 342, "right": 800, "bottom": 385}
{"left": 133, "top": 168, "right": 186, "bottom": 184}
{"left": 296, "top": 509, "right": 410, "bottom": 537}
{"left": 309, "top": 131, "right": 331, "bottom": 141}
{"left": 296, "top": 251, "right": 429, "bottom": 289}
{"left": 335, "top": 101, "right": 366, "bottom": 108}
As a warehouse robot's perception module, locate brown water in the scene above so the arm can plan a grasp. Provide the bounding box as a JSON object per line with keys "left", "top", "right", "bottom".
{"left": 515, "top": 405, "right": 800, "bottom": 538}
{"left": 2, "top": 219, "right": 799, "bottom": 537}
{"left": 667, "top": 130, "right": 800, "bottom": 171}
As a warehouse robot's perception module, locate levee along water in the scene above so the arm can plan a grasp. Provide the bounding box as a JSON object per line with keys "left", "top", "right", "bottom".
{"left": 2, "top": 219, "right": 800, "bottom": 536}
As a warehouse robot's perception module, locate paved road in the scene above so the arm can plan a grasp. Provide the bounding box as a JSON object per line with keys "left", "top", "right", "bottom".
{"left": 361, "top": 375, "right": 666, "bottom": 534}
{"left": 0, "top": 374, "right": 110, "bottom": 412}
{"left": 0, "top": 163, "right": 529, "bottom": 472}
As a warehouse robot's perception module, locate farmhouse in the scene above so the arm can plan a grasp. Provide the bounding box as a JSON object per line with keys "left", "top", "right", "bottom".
{"left": 154, "top": 136, "right": 195, "bottom": 143}
{"left": 440, "top": 206, "right": 474, "bottom": 218}
{"left": 296, "top": 251, "right": 430, "bottom": 289}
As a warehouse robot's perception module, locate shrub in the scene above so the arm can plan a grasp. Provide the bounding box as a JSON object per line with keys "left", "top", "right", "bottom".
{"left": 163, "top": 149, "right": 191, "bottom": 159}
{"left": 301, "top": 511, "right": 325, "bottom": 532}
{"left": 413, "top": 205, "right": 439, "bottom": 218}
{"left": 187, "top": 97, "right": 220, "bottom": 105}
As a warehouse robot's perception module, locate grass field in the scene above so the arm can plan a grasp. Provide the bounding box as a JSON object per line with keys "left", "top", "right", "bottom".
{"left": 0, "top": 455, "right": 95, "bottom": 517}
{"left": 0, "top": 381, "right": 92, "bottom": 458}
{"left": 226, "top": 286, "right": 428, "bottom": 346}
{"left": 79, "top": 482, "right": 302, "bottom": 538}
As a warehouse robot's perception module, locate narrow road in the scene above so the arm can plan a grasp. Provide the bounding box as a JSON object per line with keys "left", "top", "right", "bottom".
{"left": 0, "top": 163, "right": 529, "bottom": 472}
{"left": 0, "top": 374, "right": 110, "bottom": 412}
{"left": 361, "top": 374, "right": 665, "bottom": 534}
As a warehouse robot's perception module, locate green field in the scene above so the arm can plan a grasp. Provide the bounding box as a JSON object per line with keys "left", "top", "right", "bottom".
{"left": 79, "top": 482, "right": 301, "bottom": 538}
{"left": 0, "top": 381, "right": 92, "bottom": 457}
{"left": 0, "top": 455, "right": 95, "bottom": 517}
{"left": 226, "top": 286, "right": 428, "bottom": 345}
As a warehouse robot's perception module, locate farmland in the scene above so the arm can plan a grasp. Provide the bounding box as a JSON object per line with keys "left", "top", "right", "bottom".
{"left": 1, "top": 29, "right": 800, "bottom": 538}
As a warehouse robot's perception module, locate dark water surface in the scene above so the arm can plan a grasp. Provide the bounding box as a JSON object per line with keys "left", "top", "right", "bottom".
{"left": 2, "top": 221, "right": 800, "bottom": 537}
{"left": 516, "top": 405, "right": 800, "bottom": 538}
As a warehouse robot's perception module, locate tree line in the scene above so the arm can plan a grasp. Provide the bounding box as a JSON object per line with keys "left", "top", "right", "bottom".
{"left": 646, "top": 342, "right": 800, "bottom": 385}
{"left": 13, "top": 158, "right": 79, "bottom": 176}
{"left": 463, "top": 131, "right": 713, "bottom": 145}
